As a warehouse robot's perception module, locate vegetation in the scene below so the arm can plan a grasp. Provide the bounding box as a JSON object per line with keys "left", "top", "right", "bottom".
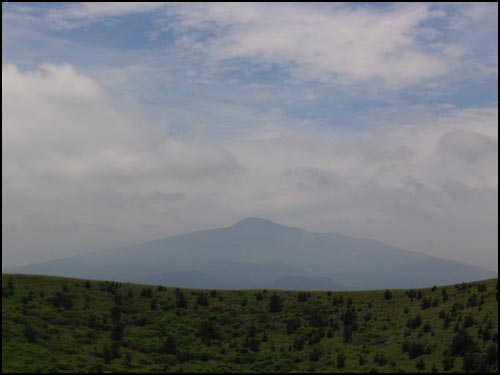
{"left": 2, "top": 274, "right": 498, "bottom": 373}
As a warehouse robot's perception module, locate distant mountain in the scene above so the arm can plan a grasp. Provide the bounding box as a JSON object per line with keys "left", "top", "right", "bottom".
{"left": 267, "top": 275, "right": 346, "bottom": 291}
{"left": 4, "top": 218, "right": 497, "bottom": 290}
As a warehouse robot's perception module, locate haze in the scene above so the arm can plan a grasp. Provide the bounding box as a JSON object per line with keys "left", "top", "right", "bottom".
{"left": 2, "top": 3, "right": 498, "bottom": 271}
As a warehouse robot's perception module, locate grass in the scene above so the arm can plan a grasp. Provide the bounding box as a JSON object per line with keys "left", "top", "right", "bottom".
{"left": 2, "top": 274, "right": 498, "bottom": 373}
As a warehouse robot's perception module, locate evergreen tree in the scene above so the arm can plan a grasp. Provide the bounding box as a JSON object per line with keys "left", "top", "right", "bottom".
{"left": 162, "top": 335, "right": 177, "bottom": 355}
{"left": 175, "top": 289, "right": 188, "bottom": 308}
{"left": 24, "top": 323, "right": 37, "bottom": 343}
{"left": 269, "top": 293, "right": 283, "bottom": 313}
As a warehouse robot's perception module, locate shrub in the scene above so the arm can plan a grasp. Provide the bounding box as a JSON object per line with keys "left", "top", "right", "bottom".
{"left": 297, "top": 291, "right": 310, "bottom": 302}
{"left": 374, "top": 353, "right": 388, "bottom": 366}
{"left": 450, "top": 328, "right": 476, "bottom": 356}
{"left": 286, "top": 318, "right": 301, "bottom": 335}
{"left": 150, "top": 299, "right": 157, "bottom": 310}
{"left": 111, "top": 322, "right": 124, "bottom": 341}
{"left": 341, "top": 305, "right": 358, "bottom": 330}
{"left": 416, "top": 358, "right": 425, "bottom": 370}
{"left": 309, "top": 347, "right": 321, "bottom": 362}
{"left": 421, "top": 297, "right": 431, "bottom": 310}
{"left": 52, "top": 292, "right": 74, "bottom": 310}
{"left": 402, "top": 341, "right": 425, "bottom": 359}
{"left": 110, "top": 306, "right": 121, "bottom": 323}
{"left": 162, "top": 335, "right": 177, "bottom": 355}
{"left": 198, "top": 318, "right": 220, "bottom": 345}
{"left": 407, "top": 314, "right": 422, "bottom": 329}
{"left": 406, "top": 289, "right": 417, "bottom": 299}
{"left": 343, "top": 325, "right": 352, "bottom": 343}
{"left": 196, "top": 293, "right": 209, "bottom": 307}
{"left": 467, "top": 293, "right": 478, "bottom": 308}
{"left": 486, "top": 343, "right": 498, "bottom": 365}
{"left": 442, "top": 355, "right": 454, "bottom": 371}
{"left": 332, "top": 295, "right": 344, "bottom": 306}
{"left": 24, "top": 323, "right": 37, "bottom": 343}
{"left": 463, "top": 314, "right": 474, "bottom": 328}
{"left": 175, "top": 289, "right": 188, "bottom": 308}
{"left": 293, "top": 335, "right": 305, "bottom": 351}
{"left": 442, "top": 288, "right": 448, "bottom": 302}
{"left": 462, "top": 350, "right": 479, "bottom": 372}
{"left": 337, "top": 353, "right": 346, "bottom": 369}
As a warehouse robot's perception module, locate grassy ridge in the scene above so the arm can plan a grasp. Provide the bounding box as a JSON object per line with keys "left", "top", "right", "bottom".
{"left": 2, "top": 274, "right": 498, "bottom": 373}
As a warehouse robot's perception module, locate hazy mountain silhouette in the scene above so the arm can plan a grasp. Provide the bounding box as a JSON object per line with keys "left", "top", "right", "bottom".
{"left": 4, "top": 218, "right": 496, "bottom": 290}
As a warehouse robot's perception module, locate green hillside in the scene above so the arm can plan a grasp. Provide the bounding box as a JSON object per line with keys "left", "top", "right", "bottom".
{"left": 2, "top": 274, "right": 498, "bottom": 373}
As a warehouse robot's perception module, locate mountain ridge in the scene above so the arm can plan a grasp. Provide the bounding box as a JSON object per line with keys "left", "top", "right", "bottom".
{"left": 3, "top": 218, "right": 497, "bottom": 290}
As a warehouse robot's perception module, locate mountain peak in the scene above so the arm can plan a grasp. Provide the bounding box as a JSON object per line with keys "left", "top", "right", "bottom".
{"left": 234, "top": 217, "right": 275, "bottom": 227}
{"left": 229, "top": 217, "right": 304, "bottom": 235}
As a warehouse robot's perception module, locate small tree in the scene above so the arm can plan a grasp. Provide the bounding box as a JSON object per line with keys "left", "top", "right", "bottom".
{"left": 407, "top": 314, "right": 422, "bottom": 329}
{"left": 421, "top": 297, "right": 431, "bottom": 309}
{"left": 384, "top": 290, "right": 393, "bottom": 300}
{"left": 486, "top": 343, "right": 498, "bottom": 365}
{"left": 111, "top": 322, "right": 124, "bottom": 341}
{"left": 442, "top": 288, "right": 448, "bottom": 302}
{"left": 297, "top": 291, "right": 310, "bottom": 302}
{"left": 467, "top": 293, "right": 478, "bottom": 307}
{"left": 462, "top": 350, "right": 479, "bottom": 372}
{"left": 269, "top": 293, "right": 283, "bottom": 313}
{"left": 332, "top": 295, "right": 344, "bottom": 306}
{"left": 110, "top": 306, "right": 121, "bottom": 323}
{"left": 293, "top": 335, "right": 305, "bottom": 351}
{"left": 24, "top": 323, "right": 37, "bottom": 343}
{"left": 286, "top": 318, "right": 301, "bottom": 335}
{"left": 162, "top": 335, "right": 177, "bottom": 355}
{"left": 309, "top": 347, "right": 321, "bottom": 362}
{"left": 343, "top": 325, "right": 352, "bottom": 343}
{"left": 196, "top": 293, "right": 209, "bottom": 307}
{"left": 150, "top": 299, "right": 157, "bottom": 310}
{"left": 450, "top": 328, "right": 476, "bottom": 356}
{"left": 175, "top": 289, "right": 188, "bottom": 309}
{"left": 416, "top": 358, "right": 426, "bottom": 371}
{"left": 198, "top": 318, "right": 220, "bottom": 345}
{"left": 442, "top": 355, "right": 454, "bottom": 371}
{"left": 337, "top": 353, "right": 346, "bottom": 369}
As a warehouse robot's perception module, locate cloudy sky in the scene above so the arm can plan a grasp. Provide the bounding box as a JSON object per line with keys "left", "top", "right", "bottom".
{"left": 2, "top": 2, "right": 498, "bottom": 270}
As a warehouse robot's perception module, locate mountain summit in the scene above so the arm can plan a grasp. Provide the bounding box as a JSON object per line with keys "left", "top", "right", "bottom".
{"left": 4, "top": 218, "right": 496, "bottom": 290}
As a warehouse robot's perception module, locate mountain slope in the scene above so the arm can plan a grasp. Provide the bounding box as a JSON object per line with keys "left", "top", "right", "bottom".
{"left": 4, "top": 218, "right": 496, "bottom": 290}
{"left": 2, "top": 274, "right": 498, "bottom": 373}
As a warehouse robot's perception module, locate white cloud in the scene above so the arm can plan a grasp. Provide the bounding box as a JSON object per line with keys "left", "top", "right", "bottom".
{"left": 160, "top": 3, "right": 457, "bottom": 88}
{"left": 3, "top": 2, "right": 496, "bottom": 91}
{"left": 45, "top": 2, "right": 169, "bottom": 29}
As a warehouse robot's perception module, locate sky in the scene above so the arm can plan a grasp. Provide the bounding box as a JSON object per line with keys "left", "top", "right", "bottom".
{"left": 2, "top": 2, "right": 498, "bottom": 270}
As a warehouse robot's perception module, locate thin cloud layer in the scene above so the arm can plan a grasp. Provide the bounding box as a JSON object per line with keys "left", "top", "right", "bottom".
{"left": 2, "top": 63, "right": 497, "bottom": 269}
